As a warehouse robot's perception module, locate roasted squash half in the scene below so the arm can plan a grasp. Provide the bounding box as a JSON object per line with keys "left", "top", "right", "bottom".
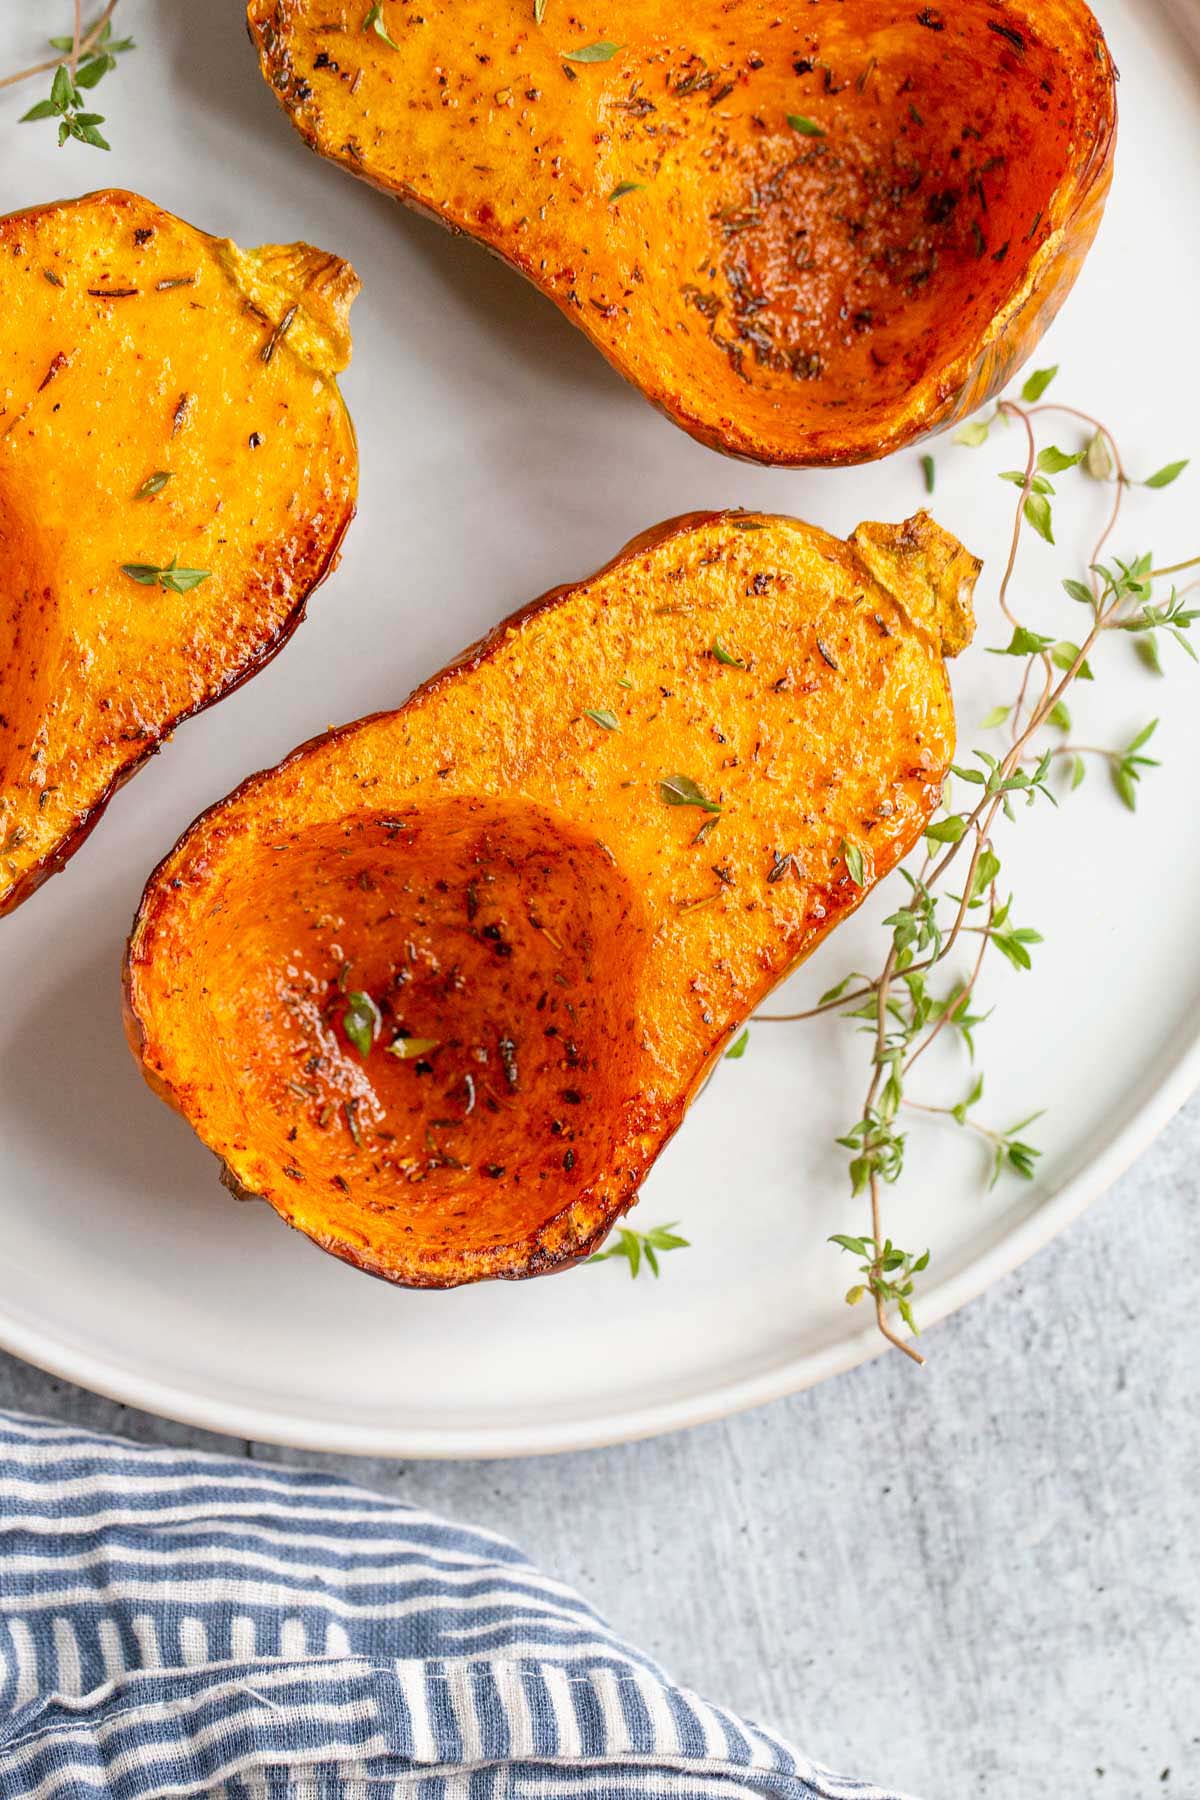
{"left": 0, "top": 189, "right": 358, "bottom": 918}
{"left": 247, "top": 0, "right": 1116, "bottom": 466}
{"left": 126, "top": 509, "right": 978, "bottom": 1287}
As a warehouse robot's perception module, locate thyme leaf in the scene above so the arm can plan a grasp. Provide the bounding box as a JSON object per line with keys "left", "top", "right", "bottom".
{"left": 386, "top": 1034, "right": 440, "bottom": 1059}
{"left": 120, "top": 556, "right": 211, "bottom": 594}
{"left": 564, "top": 41, "right": 622, "bottom": 62}
{"left": 362, "top": 2, "right": 400, "bottom": 49}
{"left": 133, "top": 471, "right": 172, "bottom": 499}
{"left": 659, "top": 773, "right": 721, "bottom": 813}
{"left": 343, "top": 991, "right": 381, "bottom": 1060}
{"left": 588, "top": 1221, "right": 690, "bottom": 1278}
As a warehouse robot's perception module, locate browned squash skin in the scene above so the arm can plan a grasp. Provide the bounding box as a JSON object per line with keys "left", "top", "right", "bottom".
{"left": 0, "top": 189, "right": 359, "bottom": 918}
{"left": 126, "top": 509, "right": 978, "bottom": 1288}
{"left": 246, "top": 0, "right": 1116, "bottom": 467}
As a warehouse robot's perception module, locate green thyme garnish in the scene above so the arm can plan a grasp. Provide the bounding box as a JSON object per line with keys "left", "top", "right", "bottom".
{"left": 564, "top": 41, "right": 622, "bottom": 62}
{"left": 120, "top": 557, "right": 211, "bottom": 594}
{"left": 711, "top": 637, "right": 746, "bottom": 667}
{"left": 840, "top": 839, "right": 866, "bottom": 886}
{"left": 588, "top": 1221, "right": 689, "bottom": 1278}
{"left": 659, "top": 774, "right": 721, "bottom": 813}
{"left": 1020, "top": 364, "right": 1058, "bottom": 402}
{"left": 921, "top": 454, "right": 936, "bottom": 494}
{"left": 19, "top": 18, "right": 133, "bottom": 152}
{"left": 1144, "top": 460, "right": 1189, "bottom": 490}
{"left": 725, "top": 1028, "right": 749, "bottom": 1060}
{"left": 786, "top": 370, "right": 1200, "bottom": 1366}
{"left": 787, "top": 114, "right": 825, "bottom": 136}
{"left": 607, "top": 182, "right": 643, "bottom": 202}
{"left": 584, "top": 707, "right": 619, "bottom": 731}
{"left": 386, "top": 1034, "right": 440, "bottom": 1059}
{"left": 343, "top": 991, "right": 381, "bottom": 1059}
{"left": 133, "top": 472, "right": 173, "bottom": 500}
{"left": 362, "top": 2, "right": 400, "bottom": 49}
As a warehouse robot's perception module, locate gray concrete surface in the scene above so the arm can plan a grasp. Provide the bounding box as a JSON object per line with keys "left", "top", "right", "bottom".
{"left": 3, "top": 1095, "right": 1196, "bottom": 1800}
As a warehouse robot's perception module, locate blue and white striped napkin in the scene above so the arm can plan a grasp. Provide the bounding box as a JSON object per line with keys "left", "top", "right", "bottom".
{"left": 0, "top": 1410, "right": 912, "bottom": 1800}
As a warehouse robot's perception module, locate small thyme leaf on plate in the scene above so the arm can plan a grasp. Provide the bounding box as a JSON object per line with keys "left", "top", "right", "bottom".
{"left": 980, "top": 704, "right": 1011, "bottom": 729}
{"left": 841, "top": 839, "right": 866, "bottom": 886}
{"left": 1020, "top": 364, "right": 1058, "bottom": 402}
{"left": 659, "top": 773, "right": 721, "bottom": 813}
{"left": 583, "top": 706, "right": 619, "bottom": 731}
{"left": 788, "top": 114, "right": 825, "bottom": 135}
{"left": 1085, "top": 430, "right": 1114, "bottom": 480}
{"left": 18, "top": 19, "right": 133, "bottom": 151}
{"left": 725, "top": 1028, "right": 749, "bottom": 1060}
{"left": 1051, "top": 640, "right": 1093, "bottom": 680}
{"left": 1037, "top": 444, "right": 1085, "bottom": 474}
{"left": 362, "top": 1, "right": 401, "bottom": 49}
{"left": 1110, "top": 720, "right": 1160, "bottom": 811}
{"left": 925, "top": 815, "right": 968, "bottom": 845}
{"left": 955, "top": 417, "right": 991, "bottom": 448}
{"left": 588, "top": 1221, "right": 690, "bottom": 1277}
{"left": 563, "top": 40, "right": 622, "bottom": 62}
{"left": 711, "top": 637, "right": 746, "bottom": 667}
{"left": 343, "top": 991, "right": 381, "bottom": 1059}
{"left": 134, "top": 471, "right": 173, "bottom": 499}
{"left": 921, "top": 453, "right": 936, "bottom": 493}
{"left": 1023, "top": 491, "right": 1055, "bottom": 544}
{"left": 1143, "top": 459, "right": 1189, "bottom": 489}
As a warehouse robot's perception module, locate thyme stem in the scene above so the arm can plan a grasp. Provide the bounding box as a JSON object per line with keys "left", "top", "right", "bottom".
{"left": 0, "top": 0, "right": 118, "bottom": 90}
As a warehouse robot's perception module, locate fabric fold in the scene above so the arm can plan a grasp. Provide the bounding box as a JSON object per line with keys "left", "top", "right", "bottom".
{"left": 0, "top": 1410, "right": 913, "bottom": 1800}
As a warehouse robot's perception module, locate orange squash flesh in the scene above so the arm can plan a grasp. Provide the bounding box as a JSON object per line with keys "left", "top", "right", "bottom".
{"left": 125, "top": 510, "right": 978, "bottom": 1287}
{"left": 246, "top": 0, "right": 1116, "bottom": 466}
{"left": 0, "top": 189, "right": 359, "bottom": 918}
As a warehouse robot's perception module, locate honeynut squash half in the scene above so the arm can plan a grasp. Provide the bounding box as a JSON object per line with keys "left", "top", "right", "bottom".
{"left": 0, "top": 189, "right": 359, "bottom": 918}
{"left": 248, "top": 0, "right": 1117, "bottom": 466}
{"left": 125, "top": 509, "right": 980, "bottom": 1288}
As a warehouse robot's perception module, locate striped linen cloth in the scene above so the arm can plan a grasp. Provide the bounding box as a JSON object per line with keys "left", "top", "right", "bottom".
{"left": 0, "top": 1410, "right": 911, "bottom": 1800}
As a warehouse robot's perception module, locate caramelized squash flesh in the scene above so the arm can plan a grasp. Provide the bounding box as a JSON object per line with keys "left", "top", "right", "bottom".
{"left": 248, "top": 0, "right": 1116, "bottom": 465}
{"left": 0, "top": 189, "right": 358, "bottom": 917}
{"left": 127, "top": 510, "right": 978, "bottom": 1287}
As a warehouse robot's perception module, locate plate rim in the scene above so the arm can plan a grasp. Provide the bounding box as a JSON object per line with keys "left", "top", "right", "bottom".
{"left": 2, "top": 1027, "right": 1196, "bottom": 1458}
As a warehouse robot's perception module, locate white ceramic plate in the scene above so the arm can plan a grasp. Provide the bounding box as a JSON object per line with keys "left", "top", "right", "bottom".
{"left": 2, "top": 0, "right": 1198, "bottom": 1457}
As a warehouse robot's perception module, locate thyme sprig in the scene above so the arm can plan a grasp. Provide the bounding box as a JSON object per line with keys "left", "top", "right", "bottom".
{"left": 588, "top": 1221, "right": 690, "bottom": 1278}
{"left": 9, "top": 7, "right": 132, "bottom": 150}
{"left": 757, "top": 368, "right": 1199, "bottom": 1362}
